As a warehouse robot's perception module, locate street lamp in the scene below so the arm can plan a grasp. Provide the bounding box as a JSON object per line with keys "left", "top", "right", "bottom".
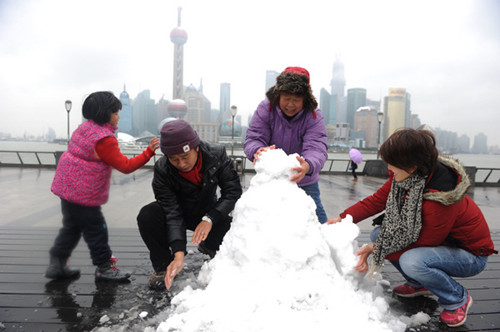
{"left": 65, "top": 100, "right": 72, "bottom": 145}
{"left": 230, "top": 105, "right": 238, "bottom": 156}
{"left": 377, "top": 111, "right": 383, "bottom": 158}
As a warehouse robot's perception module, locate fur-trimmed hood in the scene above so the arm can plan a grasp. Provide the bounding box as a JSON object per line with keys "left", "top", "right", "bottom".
{"left": 423, "top": 155, "right": 470, "bottom": 206}
{"left": 265, "top": 70, "right": 318, "bottom": 112}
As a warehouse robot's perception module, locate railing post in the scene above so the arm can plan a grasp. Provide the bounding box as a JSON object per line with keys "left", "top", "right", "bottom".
{"left": 15, "top": 152, "right": 23, "bottom": 165}
{"left": 34, "top": 152, "right": 42, "bottom": 165}
{"left": 464, "top": 166, "right": 476, "bottom": 187}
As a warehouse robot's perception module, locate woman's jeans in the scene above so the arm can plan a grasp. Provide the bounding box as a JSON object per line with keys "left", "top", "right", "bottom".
{"left": 300, "top": 182, "right": 327, "bottom": 224}
{"left": 370, "top": 226, "right": 488, "bottom": 310}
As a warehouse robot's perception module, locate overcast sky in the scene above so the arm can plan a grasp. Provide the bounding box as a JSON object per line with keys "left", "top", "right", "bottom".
{"left": 1, "top": 0, "right": 499, "bottom": 147}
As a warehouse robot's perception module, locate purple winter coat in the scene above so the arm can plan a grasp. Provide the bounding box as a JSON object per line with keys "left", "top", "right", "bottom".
{"left": 244, "top": 99, "right": 328, "bottom": 187}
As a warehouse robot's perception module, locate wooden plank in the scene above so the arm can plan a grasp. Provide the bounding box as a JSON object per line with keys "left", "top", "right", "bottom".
{"left": 0, "top": 226, "right": 498, "bottom": 332}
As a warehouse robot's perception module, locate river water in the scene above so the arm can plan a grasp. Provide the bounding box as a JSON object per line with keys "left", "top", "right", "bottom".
{"left": 0, "top": 141, "right": 499, "bottom": 169}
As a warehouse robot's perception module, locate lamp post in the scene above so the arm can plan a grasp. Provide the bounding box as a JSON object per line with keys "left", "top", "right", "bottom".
{"left": 230, "top": 105, "right": 238, "bottom": 156}
{"left": 377, "top": 111, "right": 383, "bottom": 159}
{"left": 65, "top": 100, "right": 72, "bottom": 145}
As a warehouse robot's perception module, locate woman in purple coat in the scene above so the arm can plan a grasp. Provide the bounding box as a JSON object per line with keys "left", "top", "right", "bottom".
{"left": 244, "top": 66, "right": 329, "bottom": 223}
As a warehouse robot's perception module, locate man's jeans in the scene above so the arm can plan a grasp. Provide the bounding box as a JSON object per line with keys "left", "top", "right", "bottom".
{"left": 300, "top": 182, "right": 327, "bottom": 224}
{"left": 370, "top": 226, "right": 488, "bottom": 310}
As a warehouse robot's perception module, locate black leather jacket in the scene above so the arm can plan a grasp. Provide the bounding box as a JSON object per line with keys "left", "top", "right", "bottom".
{"left": 152, "top": 141, "right": 242, "bottom": 253}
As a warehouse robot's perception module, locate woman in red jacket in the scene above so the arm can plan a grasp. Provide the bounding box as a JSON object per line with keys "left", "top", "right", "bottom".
{"left": 327, "top": 128, "right": 497, "bottom": 328}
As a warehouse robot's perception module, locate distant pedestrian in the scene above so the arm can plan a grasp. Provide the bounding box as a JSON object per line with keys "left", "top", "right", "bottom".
{"left": 348, "top": 148, "right": 362, "bottom": 182}
{"left": 137, "top": 120, "right": 242, "bottom": 291}
{"left": 46, "top": 91, "right": 159, "bottom": 282}
{"left": 244, "top": 66, "right": 329, "bottom": 223}
{"left": 327, "top": 128, "right": 497, "bottom": 327}
{"left": 349, "top": 160, "right": 358, "bottom": 181}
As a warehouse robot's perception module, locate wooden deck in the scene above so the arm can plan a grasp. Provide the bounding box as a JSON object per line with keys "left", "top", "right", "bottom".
{"left": 0, "top": 227, "right": 498, "bottom": 332}
{"left": 0, "top": 168, "right": 499, "bottom": 331}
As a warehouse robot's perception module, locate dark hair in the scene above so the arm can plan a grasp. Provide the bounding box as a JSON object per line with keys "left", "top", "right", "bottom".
{"left": 265, "top": 72, "right": 318, "bottom": 112}
{"left": 379, "top": 128, "right": 438, "bottom": 176}
{"left": 82, "top": 91, "right": 122, "bottom": 125}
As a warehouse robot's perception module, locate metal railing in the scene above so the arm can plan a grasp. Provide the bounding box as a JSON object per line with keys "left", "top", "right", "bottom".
{"left": 1, "top": 150, "right": 499, "bottom": 187}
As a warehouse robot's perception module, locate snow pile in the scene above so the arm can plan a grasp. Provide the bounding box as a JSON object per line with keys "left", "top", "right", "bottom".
{"left": 150, "top": 149, "right": 420, "bottom": 332}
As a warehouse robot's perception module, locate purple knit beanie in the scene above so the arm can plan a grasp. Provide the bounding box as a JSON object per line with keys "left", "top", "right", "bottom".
{"left": 160, "top": 120, "right": 200, "bottom": 155}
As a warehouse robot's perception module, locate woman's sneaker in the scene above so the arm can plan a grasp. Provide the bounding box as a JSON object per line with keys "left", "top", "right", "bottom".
{"left": 148, "top": 271, "right": 166, "bottom": 290}
{"left": 440, "top": 291, "right": 473, "bottom": 327}
{"left": 393, "top": 284, "right": 433, "bottom": 297}
{"left": 95, "top": 256, "right": 131, "bottom": 282}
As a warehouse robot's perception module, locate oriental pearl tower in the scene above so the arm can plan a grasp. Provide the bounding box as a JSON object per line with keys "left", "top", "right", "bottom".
{"left": 168, "top": 7, "right": 188, "bottom": 120}
{"left": 170, "top": 7, "right": 188, "bottom": 101}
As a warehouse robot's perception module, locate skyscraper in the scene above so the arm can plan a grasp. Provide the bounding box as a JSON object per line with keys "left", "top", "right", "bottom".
{"left": 170, "top": 7, "right": 188, "bottom": 100}
{"left": 330, "top": 57, "right": 347, "bottom": 124}
{"left": 353, "top": 106, "right": 378, "bottom": 148}
{"left": 184, "top": 84, "right": 205, "bottom": 123}
{"left": 319, "top": 88, "right": 332, "bottom": 125}
{"left": 330, "top": 57, "right": 346, "bottom": 98}
{"left": 218, "top": 82, "right": 230, "bottom": 123}
{"left": 346, "top": 88, "right": 367, "bottom": 129}
{"left": 118, "top": 85, "right": 132, "bottom": 134}
{"left": 383, "top": 88, "right": 411, "bottom": 138}
{"left": 471, "top": 133, "right": 488, "bottom": 154}
{"left": 132, "top": 90, "right": 157, "bottom": 136}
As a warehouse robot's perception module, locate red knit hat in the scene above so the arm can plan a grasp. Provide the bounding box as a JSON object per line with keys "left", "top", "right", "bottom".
{"left": 160, "top": 120, "right": 200, "bottom": 156}
{"left": 283, "top": 66, "right": 310, "bottom": 83}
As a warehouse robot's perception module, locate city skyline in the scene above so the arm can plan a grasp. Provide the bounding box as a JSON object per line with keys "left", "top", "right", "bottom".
{"left": 0, "top": 0, "right": 499, "bottom": 147}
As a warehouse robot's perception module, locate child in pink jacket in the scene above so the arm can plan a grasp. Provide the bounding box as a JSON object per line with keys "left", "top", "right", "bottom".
{"left": 46, "top": 91, "right": 159, "bottom": 282}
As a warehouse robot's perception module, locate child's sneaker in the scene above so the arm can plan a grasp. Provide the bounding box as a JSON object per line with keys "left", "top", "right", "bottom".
{"left": 393, "top": 284, "right": 433, "bottom": 297}
{"left": 148, "top": 271, "right": 166, "bottom": 290}
{"left": 95, "top": 256, "right": 130, "bottom": 282}
{"left": 440, "top": 291, "right": 473, "bottom": 327}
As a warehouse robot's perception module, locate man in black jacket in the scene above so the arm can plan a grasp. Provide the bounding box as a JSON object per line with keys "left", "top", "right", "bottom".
{"left": 137, "top": 120, "right": 242, "bottom": 290}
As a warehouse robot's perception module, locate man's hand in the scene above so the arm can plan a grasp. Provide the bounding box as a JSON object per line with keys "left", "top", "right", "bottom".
{"left": 326, "top": 216, "right": 342, "bottom": 224}
{"left": 165, "top": 251, "right": 185, "bottom": 290}
{"left": 192, "top": 220, "right": 212, "bottom": 245}
{"left": 252, "top": 145, "right": 275, "bottom": 164}
{"left": 290, "top": 155, "right": 310, "bottom": 183}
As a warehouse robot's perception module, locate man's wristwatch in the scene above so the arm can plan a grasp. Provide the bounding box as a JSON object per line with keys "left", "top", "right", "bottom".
{"left": 202, "top": 215, "right": 213, "bottom": 225}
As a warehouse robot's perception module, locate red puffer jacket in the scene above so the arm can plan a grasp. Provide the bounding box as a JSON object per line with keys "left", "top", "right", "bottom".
{"left": 340, "top": 155, "right": 497, "bottom": 260}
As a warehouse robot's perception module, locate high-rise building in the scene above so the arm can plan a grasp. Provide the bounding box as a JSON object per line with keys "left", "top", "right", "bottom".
{"left": 435, "top": 128, "right": 459, "bottom": 153}
{"left": 383, "top": 88, "right": 411, "bottom": 138}
{"left": 330, "top": 57, "right": 345, "bottom": 98}
{"left": 265, "top": 70, "right": 279, "bottom": 91}
{"left": 118, "top": 85, "right": 133, "bottom": 134}
{"left": 184, "top": 84, "right": 212, "bottom": 124}
{"left": 218, "top": 83, "right": 230, "bottom": 123}
{"left": 354, "top": 106, "right": 379, "bottom": 148}
{"left": 132, "top": 90, "right": 157, "bottom": 136}
{"left": 320, "top": 88, "right": 335, "bottom": 126}
{"left": 458, "top": 134, "right": 470, "bottom": 153}
{"left": 329, "top": 57, "right": 347, "bottom": 125}
{"left": 157, "top": 97, "right": 170, "bottom": 123}
{"left": 334, "top": 122, "right": 350, "bottom": 145}
{"left": 471, "top": 133, "right": 488, "bottom": 154}
{"left": 170, "top": 7, "right": 188, "bottom": 100}
{"left": 346, "top": 88, "right": 367, "bottom": 129}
